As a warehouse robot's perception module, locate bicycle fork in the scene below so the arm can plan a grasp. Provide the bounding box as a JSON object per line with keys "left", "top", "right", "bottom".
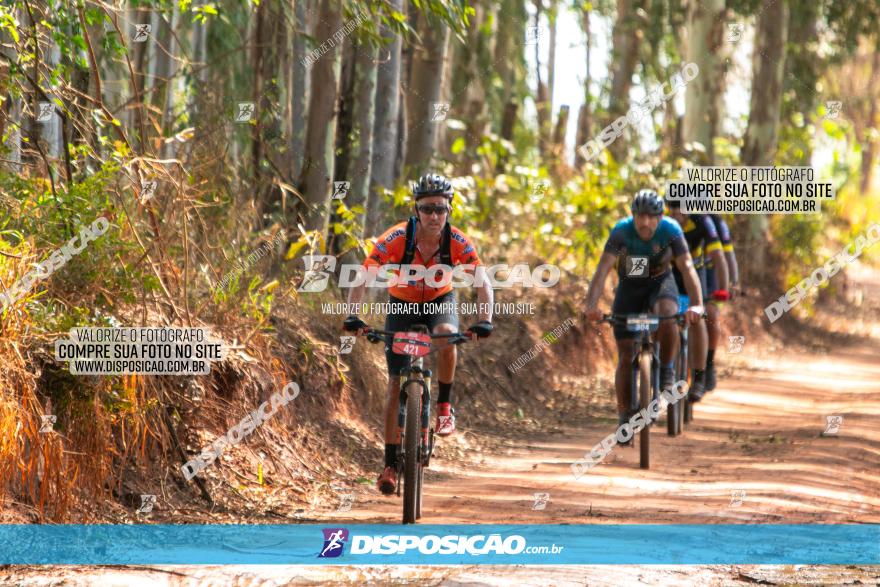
{"left": 398, "top": 368, "right": 434, "bottom": 466}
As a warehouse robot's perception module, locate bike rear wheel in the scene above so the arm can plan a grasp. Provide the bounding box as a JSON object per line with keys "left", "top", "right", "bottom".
{"left": 638, "top": 351, "right": 652, "bottom": 469}
{"left": 671, "top": 331, "right": 688, "bottom": 436}
{"left": 402, "top": 381, "right": 422, "bottom": 524}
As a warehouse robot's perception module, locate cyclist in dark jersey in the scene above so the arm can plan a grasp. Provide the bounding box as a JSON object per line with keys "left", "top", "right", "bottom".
{"left": 704, "top": 214, "right": 737, "bottom": 391}
{"left": 585, "top": 190, "right": 704, "bottom": 430}
{"left": 666, "top": 202, "right": 729, "bottom": 401}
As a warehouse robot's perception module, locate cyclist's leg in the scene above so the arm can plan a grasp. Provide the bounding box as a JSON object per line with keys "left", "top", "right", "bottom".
{"left": 704, "top": 267, "right": 721, "bottom": 390}
{"left": 686, "top": 266, "right": 709, "bottom": 399}
{"left": 378, "top": 298, "right": 414, "bottom": 493}
{"left": 611, "top": 280, "right": 645, "bottom": 423}
{"left": 426, "top": 292, "right": 459, "bottom": 436}
{"left": 649, "top": 272, "right": 679, "bottom": 390}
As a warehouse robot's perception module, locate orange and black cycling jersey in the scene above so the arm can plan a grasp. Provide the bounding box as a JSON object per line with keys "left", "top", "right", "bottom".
{"left": 364, "top": 222, "right": 482, "bottom": 303}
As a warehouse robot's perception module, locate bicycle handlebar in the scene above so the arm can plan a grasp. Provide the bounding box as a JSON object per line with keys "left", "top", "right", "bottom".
{"left": 360, "top": 327, "right": 474, "bottom": 345}
{"left": 600, "top": 312, "right": 706, "bottom": 325}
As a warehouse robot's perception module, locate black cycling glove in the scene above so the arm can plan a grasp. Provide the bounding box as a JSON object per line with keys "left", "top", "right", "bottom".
{"left": 468, "top": 321, "right": 493, "bottom": 338}
{"left": 343, "top": 315, "right": 367, "bottom": 332}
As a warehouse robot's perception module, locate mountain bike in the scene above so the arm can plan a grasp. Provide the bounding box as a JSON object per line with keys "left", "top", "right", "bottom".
{"left": 361, "top": 325, "right": 472, "bottom": 524}
{"left": 601, "top": 313, "right": 680, "bottom": 470}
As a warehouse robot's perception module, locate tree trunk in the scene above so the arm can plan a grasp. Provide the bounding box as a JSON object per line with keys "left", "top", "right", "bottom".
{"left": 682, "top": 0, "right": 725, "bottom": 164}
{"left": 859, "top": 51, "right": 880, "bottom": 194}
{"left": 250, "top": 0, "right": 267, "bottom": 205}
{"left": 782, "top": 0, "right": 820, "bottom": 165}
{"left": 367, "top": 0, "right": 404, "bottom": 236}
{"left": 605, "top": 0, "right": 643, "bottom": 162}
{"left": 300, "top": 0, "right": 343, "bottom": 233}
{"left": 574, "top": 8, "right": 592, "bottom": 167}
{"left": 289, "top": 0, "right": 310, "bottom": 182}
{"left": 333, "top": 38, "right": 357, "bottom": 187}
{"left": 404, "top": 12, "right": 450, "bottom": 171}
{"left": 350, "top": 32, "right": 378, "bottom": 231}
{"left": 1, "top": 13, "right": 22, "bottom": 171}
{"left": 547, "top": 0, "right": 558, "bottom": 112}
{"left": 533, "top": 0, "right": 550, "bottom": 157}
{"left": 741, "top": 0, "right": 789, "bottom": 280}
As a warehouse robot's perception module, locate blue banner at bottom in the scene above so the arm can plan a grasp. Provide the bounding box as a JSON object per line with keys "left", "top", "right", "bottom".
{"left": 0, "top": 524, "right": 877, "bottom": 565}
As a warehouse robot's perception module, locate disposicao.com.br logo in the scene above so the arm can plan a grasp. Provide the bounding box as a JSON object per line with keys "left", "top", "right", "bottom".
{"left": 317, "top": 528, "right": 564, "bottom": 557}
{"left": 298, "top": 256, "right": 560, "bottom": 292}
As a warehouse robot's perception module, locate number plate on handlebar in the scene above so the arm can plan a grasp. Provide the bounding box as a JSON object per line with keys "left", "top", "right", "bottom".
{"left": 626, "top": 314, "right": 659, "bottom": 332}
{"left": 392, "top": 332, "right": 432, "bottom": 357}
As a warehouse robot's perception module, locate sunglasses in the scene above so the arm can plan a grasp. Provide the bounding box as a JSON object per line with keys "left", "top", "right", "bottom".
{"left": 416, "top": 204, "right": 449, "bottom": 216}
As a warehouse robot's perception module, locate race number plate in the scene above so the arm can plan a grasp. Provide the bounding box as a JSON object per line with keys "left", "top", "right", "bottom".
{"left": 626, "top": 314, "right": 659, "bottom": 332}
{"left": 392, "top": 332, "right": 432, "bottom": 356}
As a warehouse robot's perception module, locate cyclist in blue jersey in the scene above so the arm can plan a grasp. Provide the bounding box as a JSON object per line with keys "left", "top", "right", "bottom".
{"left": 584, "top": 190, "right": 704, "bottom": 430}
{"left": 666, "top": 201, "right": 729, "bottom": 401}
{"left": 703, "top": 214, "right": 738, "bottom": 391}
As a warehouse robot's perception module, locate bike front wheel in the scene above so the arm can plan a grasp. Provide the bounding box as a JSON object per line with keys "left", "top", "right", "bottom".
{"left": 638, "top": 351, "right": 652, "bottom": 469}
{"left": 402, "top": 381, "right": 423, "bottom": 524}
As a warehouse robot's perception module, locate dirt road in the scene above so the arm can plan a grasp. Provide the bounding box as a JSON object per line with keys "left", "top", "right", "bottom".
{"left": 4, "top": 268, "right": 879, "bottom": 585}
{"left": 338, "top": 335, "right": 879, "bottom": 526}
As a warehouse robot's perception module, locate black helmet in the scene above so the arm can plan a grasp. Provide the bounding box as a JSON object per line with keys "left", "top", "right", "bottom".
{"left": 631, "top": 189, "right": 664, "bottom": 215}
{"left": 413, "top": 173, "right": 453, "bottom": 200}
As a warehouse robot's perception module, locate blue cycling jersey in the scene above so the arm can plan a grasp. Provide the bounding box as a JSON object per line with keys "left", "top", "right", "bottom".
{"left": 603, "top": 216, "right": 688, "bottom": 279}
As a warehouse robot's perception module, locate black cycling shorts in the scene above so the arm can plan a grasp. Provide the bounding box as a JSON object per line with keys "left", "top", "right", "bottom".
{"left": 383, "top": 291, "right": 459, "bottom": 375}
{"left": 611, "top": 271, "right": 679, "bottom": 340}
{"left": 673, "top": 265, "right": 706, "bottom": 296}
{"left": 704, "top": 266, "right": 717, "bottom": 296}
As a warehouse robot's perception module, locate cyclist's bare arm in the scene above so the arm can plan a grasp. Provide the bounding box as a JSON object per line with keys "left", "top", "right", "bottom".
{"left": 725, "top": 250, "right": 739, "bottom": 288}
{"left": 708, "top": 247, "right": 730, "bottom": 292}
{"left": 674, "top": 252, "right": 704, "bottom": 308}
{"left": 584, "top": 251, "right": 617, "bottom": 314}
{"left": 474, "top": 265, "right": 494, "bottom": 322}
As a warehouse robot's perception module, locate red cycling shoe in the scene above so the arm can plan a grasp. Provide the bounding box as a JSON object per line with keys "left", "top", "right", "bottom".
{"left": 376, "top": 466, "right": 396, "bottom": 495}
{"left": 436, "top": 403, "right": 456, "bottom": 437}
